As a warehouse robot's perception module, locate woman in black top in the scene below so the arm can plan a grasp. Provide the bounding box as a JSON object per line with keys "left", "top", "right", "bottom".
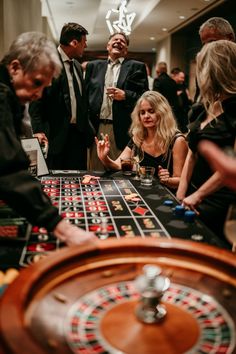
{"left": 0, "top": 32, "right": 95, "bottom": 245}
{"left": 96, "top": 91, "right": 188, "bottom": 189}
{"left": 177, "top": 40, "right": 236, "bottom": 238}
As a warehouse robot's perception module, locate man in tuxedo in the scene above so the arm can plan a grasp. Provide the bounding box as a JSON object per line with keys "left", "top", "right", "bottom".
{"left": 171, "top": 67, "right": 192, "bottom": 133}
{"left": 29, "top": 23, "right": 91, "bottom": 170}
{"left": 85, "top": 32, "right": 148, "bottom": 171}
{"left": 153, "top": 62, "right": 181, "bottom": 127}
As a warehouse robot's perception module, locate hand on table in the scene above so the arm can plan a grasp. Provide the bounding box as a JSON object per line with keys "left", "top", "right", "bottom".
{"left": 158, "top": 165, "right": 170, "bottom": 184}
{"left": 33, "top": 132, "right": 48, "bottom": 145}
{"left": 53, "top": 219, "right": 97, "bottom": 246}
{"left": 181, "top": 192, "right": 201, "bottom": 215}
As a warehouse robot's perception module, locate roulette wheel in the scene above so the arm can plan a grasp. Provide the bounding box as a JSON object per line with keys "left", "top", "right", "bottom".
{"left": 0, "top": 238, "right": 235, "bottom": 354}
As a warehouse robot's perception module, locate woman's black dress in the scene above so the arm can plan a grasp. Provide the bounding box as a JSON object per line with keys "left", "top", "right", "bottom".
{"left": 187, "top": 96, "right": 236, "bottom": 238}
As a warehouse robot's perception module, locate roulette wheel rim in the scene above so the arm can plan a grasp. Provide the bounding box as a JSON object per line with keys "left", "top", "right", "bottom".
{"left": 0, "top": 238, "right": 235, "bottom": 354}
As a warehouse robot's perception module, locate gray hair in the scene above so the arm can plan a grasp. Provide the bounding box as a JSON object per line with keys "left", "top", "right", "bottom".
{"left": 108, "top": 32, "right": 129, "bottom": 46}
{"left": 156, "top": 62, "right": 167, "bottom": 74}
{"left": 199, "top": 17, "right": 235, "bottom": 41}
{"left": 1, "top": 32, "right": 62, "bottom": 77}
{"left": 196, "top": 39, "right": 236, "bottom": 114}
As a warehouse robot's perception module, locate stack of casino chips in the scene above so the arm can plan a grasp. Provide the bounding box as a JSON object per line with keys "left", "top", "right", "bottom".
{"left": 0, "top": 200, "right": 29, "bottom": 240}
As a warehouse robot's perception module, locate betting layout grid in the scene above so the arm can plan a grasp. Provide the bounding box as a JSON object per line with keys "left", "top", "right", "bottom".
{"left": 19, "top": 176, "right": 171, "bottom": 266}
{"left": 64, "top": 281, "right": 235, "bottom": 354}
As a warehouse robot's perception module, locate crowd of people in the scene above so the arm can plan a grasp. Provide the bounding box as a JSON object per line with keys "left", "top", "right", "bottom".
{"left": 0, "top": 16, "right": 236, "bottom": 248}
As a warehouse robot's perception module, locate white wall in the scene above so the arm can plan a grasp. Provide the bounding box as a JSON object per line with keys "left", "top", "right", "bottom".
{"left": 154, "top": 36, "right": 171, "bottom": 75}
{"left": 0, "top": 0, "right": 53, "bottom": 59}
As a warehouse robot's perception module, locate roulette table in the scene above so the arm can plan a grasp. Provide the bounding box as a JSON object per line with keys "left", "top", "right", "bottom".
{"left": 0, "top": 172, "right": 230, "bottom": 269}
{"left": 0, "top": 238, "right": 235, "bottom": 354}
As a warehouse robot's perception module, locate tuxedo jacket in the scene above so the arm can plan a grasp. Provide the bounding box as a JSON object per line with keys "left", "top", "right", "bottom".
{"left": 0, "top": 64, "right": 61, "bottom": 230}
{"left": 85, "top": 58, "right": 148, "bottom": 150}
{"left": 29, "top": 53, "right": 91, "bottom": 155}
{"left": 153, "top": 72, "right": 180, "bottom": 117}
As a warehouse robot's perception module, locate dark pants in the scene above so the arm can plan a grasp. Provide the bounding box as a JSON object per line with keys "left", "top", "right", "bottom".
{"left": 88, "top": 121, "right": 121, "bottom": 171}
{"left": 47, "top": 124, "right": 87, "bottom": 170}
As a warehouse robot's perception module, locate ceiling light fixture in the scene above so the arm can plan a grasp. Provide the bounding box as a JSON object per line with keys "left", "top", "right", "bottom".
{"left": 106, "top": 0, "right": 136, "bottom": 35}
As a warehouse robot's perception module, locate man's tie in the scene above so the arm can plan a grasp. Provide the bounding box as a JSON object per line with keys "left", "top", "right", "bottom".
{"left": 100, "top": 60, "right": 118, "bottom": 119}
{"left": 68, "top": 60, "right": 83, "bottom": 122}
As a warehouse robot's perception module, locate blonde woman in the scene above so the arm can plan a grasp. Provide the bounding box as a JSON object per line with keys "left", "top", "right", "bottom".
{"left": 96, "top": 91, "right": 188, "bottom": 189}
{"left": 177, "top": 40, "right": 236, "bottom": 239}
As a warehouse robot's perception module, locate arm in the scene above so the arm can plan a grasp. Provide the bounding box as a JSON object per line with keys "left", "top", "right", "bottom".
{"left": 0, "top": 170, "right": 96, "bottom": 245}
{"left": 198, "top": 140, "right": 236, "bottom": 190}
{"left": 96, "top": 134, "right": 131, "bottom": 170}
{"left": 0, "top": 92, "right": 95, "bottom": 246}
{"left": 158, "top": 137, "right": 188, "bottom": 189}
{"left": 176, "top": 149, "right": 197, "bottom": 200}
{"left": 181, "top": 171, "right": 223, "bottom": 214}
{"left": 29, "top": 98, "right": 47, "bottom": 134}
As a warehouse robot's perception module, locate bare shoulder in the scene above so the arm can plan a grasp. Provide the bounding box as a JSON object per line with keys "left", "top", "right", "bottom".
{"left": 173, "top": 135, "right": 188, "bottom": 152}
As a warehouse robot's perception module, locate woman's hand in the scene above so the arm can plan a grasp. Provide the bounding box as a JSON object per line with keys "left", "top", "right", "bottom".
{"left": 158, "top": 165, "right": 170, "bottom": 184}
{"left": 181, "top": 191, "right": 202, "bottom": 215}
{"left": 176, "top": 190, "right": 185, "bottom": 201}
{"left": 95, "top": 133, "right": 110, "bottom": 161}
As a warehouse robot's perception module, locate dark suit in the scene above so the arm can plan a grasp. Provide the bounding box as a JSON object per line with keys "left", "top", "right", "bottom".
{"left": 85, "top": 58, "right": 148, "bottom": 150}
{"left": 29, "top": 53, "right": 91, "bottom": 170}
{"left": 153, "top": 72, "right": 182, "bottom": 128}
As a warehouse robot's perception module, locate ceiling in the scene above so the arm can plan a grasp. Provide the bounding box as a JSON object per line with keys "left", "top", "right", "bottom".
{"left": 41, "top": 0, "right": 226, "bottom": 52}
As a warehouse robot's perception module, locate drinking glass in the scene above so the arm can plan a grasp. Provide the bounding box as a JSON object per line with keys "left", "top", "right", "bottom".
{"left": 131, "top": 144, "right": 144, "bottom": 180}
{"left": 224, "top": 203, "right": 236, "bottom": 252}
{"left": 120, "top": 157, "right": 134, "bottom": 176}
{"left": 139, "top": 166, "right": 155, "bottom": 186}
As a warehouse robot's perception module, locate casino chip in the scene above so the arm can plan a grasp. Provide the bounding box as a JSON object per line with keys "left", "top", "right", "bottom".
{"left": 163, "top": 200, "right": 174, "bottom": 206}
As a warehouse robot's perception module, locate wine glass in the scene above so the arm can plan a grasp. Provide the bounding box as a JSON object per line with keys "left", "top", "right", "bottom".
{"left": 131, "top": 144, "right": 144, "bottom": 180}
{"left": 224, "top": 203, "right": 236, "bottom": 252}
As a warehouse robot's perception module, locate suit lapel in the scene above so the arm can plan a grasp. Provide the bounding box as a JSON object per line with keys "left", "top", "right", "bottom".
{"left": 74, "top": 61, "right": 84, "bottom": 88}
{"left": 61, "top": 65, "right": 71, "bottom": 115}
{"left": 117, "top": 59, "right": 130, "bottom": 87}
{"left": 99, "top": 61, "right": 108, "bottom": 88}
{"left": 57, "top": 52, "right": 71, "bottom": 115}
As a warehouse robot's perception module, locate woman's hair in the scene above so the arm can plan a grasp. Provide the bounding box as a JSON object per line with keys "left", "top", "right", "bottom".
{"left": 1, "top": 32, "right": 62, "bottom": 78}
{"left": 130, "top": 90, "right": 178, "bottom": 157}
{"left": 196, "top": 40, "right": 236, "bottom": 115}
